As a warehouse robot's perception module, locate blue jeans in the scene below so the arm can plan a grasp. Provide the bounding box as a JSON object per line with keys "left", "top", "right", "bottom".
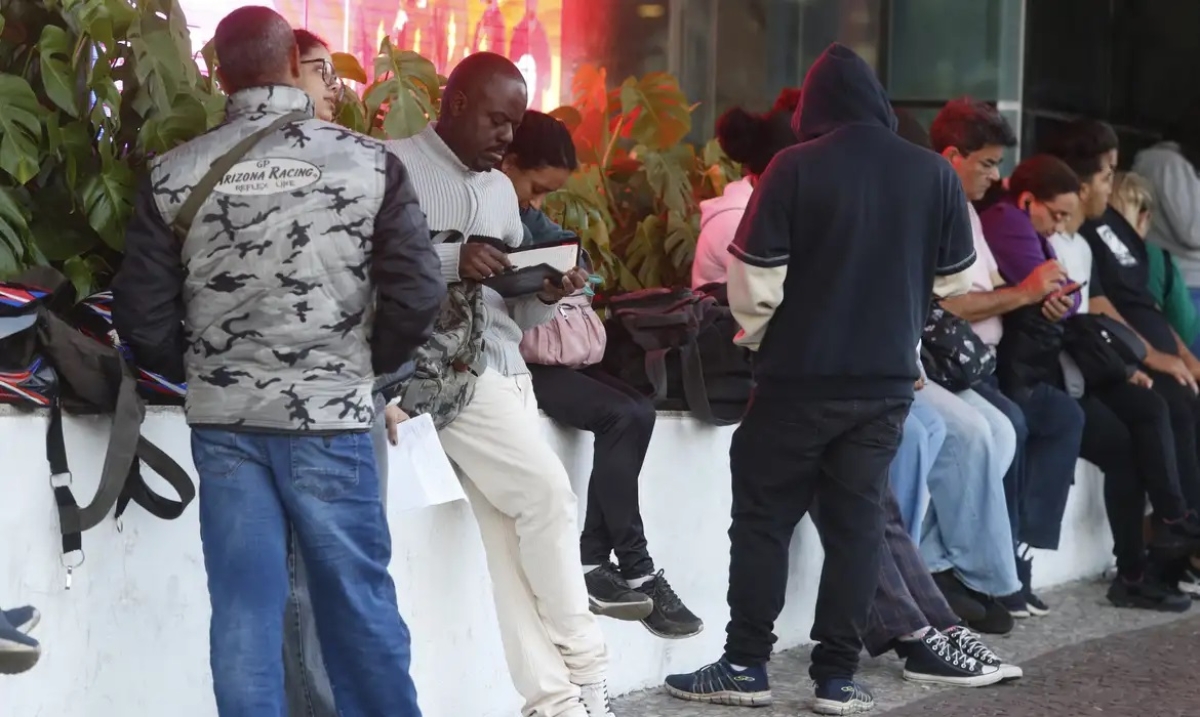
{"left": 973, "top": 377, "right": 1085, "bottom": 550}
{"left": 888, "top": 391, "right": 947, "bottom": 540}
{"left": 918, "top": 383, "right": 1022, "bottom": 597}
{"left": 192, "top": 428, "right": 420, "bottom": 717}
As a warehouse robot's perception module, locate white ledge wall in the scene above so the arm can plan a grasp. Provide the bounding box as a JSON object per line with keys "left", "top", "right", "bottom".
{"left": 0, "top": 408, "right": 1113, "bottom": 717}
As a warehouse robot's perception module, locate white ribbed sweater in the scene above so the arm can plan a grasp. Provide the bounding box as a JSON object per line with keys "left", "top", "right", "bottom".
{"left": 385, "top": 125, "right": 556, "bottom": 376}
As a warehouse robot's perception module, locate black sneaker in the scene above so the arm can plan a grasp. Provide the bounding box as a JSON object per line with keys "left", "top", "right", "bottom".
{"left": 1176, "top": 564, "right": 1200, "bottom": 599}
{"left": 1107, "top": 576, "right": 1192, "bottom": 612}
{"left": 901, "top": 630, "right": 1003, "bottom": 687}
{"left": 664, "top": 658, "right": 772, "bottom": 706}
{"left": 812, "top": 677, "right": 874, "bottom": 715}
{"left": 996, "top": 592, "right": 1030, "bottom": 619}
{"left": 585, "top": 564, "right": 653, "bottom": 621}
{"left": 1016, "top": 553, "right": 1050, "bottom": 616}
{"left": 633, "top": 570, "right": 704, "bottom": 639}
{"left": 968, "top": 596, "right": 1015, "bottom": 635}
{"left": 944, "top": 625, "right": 1023, "bottom": 681}
{"left": 931, "top": 571, "right": 987, "bottom": 623}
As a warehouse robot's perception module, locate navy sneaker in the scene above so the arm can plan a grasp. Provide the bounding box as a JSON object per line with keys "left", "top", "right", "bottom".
{"left": 0, "top": 610, "right": 40, "bottom": 675}
{"left": 813, "top": 678, "right": 874, "bottom": 715}
{"left": 4, "top": 606, "right": 40, "bottom": 634}
{"left": 664, "top": 658, "right": 772, "bottom": 707}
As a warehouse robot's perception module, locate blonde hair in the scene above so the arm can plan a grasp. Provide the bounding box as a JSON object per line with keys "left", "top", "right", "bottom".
{"left": 1111, "top": 171, "right": 1154, "bottom": 216}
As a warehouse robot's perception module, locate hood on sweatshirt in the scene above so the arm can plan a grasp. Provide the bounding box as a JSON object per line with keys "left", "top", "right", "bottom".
{"left": 699, "top": 176, "right": 755, "bottom": 230}
{"left": 792, "top": 43, "right": 897, "bottom": 142}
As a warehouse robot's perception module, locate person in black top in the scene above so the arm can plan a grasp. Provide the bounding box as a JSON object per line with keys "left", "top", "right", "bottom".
{"left": 1048, "top": 119, "right": 1200, "bottom": 597}
{"left": 663, "top": 44, "right": 976, "bottom": 716}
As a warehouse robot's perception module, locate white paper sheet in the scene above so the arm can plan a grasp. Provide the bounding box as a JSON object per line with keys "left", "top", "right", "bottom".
{"left": 386, "top": 413, "right": 466, "bottom": 513}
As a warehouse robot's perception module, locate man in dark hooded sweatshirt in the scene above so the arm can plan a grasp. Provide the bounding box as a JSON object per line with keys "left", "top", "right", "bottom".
{"left": 665, "top": 44, "right": 976, "bottom": 715}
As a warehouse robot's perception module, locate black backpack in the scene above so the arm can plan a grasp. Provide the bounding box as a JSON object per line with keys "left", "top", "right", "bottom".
{"left": 600, "top": 284, "right": 752, "bottom": 426}
{"left": 3, "top": 267, "right": 194, "bottom": 585}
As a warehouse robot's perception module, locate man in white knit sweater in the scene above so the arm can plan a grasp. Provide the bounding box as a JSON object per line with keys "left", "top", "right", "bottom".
{"left": 387, "top": 53, "right": 613, "bottom": 717}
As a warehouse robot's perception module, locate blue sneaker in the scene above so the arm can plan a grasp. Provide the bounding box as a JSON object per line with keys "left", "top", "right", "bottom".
{"left": 813, "top": 678, "right": 874, "bottom": 715}
{"left": 664, "top": 658, "right": 772, "bottom": 706}
{"left": 4, "top": 606, "right": 40, "bottom": 634}
{"left": 0, "top": 609, "right": 40, "bottom": 675}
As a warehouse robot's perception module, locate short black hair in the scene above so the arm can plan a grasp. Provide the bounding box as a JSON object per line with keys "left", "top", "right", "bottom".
{"left": 294, "top": 29, "right": 329, "bottom": 56}
{"left": 1041, "top": 119, "right": 1118, "bottom": 181}
{"left": 214, "top": 6, "right": 297, "bottom": 93}
{"left": 930, "top": 98, "right": 1017, "bottom": 155}
{"left": 716, "top": 106, "right": 797, "bottom": 176}
{"left": 443, "top": 51, "right": 525, "bottom": 103}
{"left": 1008, "top": 154, "right": 1081, "bottom": 202}
{"left": 508, "top": 110, "right": 577, "bottom": 171}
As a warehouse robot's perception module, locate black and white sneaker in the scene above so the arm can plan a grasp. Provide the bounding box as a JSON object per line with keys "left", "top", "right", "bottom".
{"left": 1178, "top": 564, "right": 1200, "bottom": 598}
{"left": 633, "top": 570, "right": 704, "bottom": 639}
{"left": 944, "top": 625, "right": 1023, "bottom": 681}
{"left": 585, "top": 564, "right": 654, "bottom": 621}
{"left": 901, "top": 630, "right": 1004, "bottom": 687}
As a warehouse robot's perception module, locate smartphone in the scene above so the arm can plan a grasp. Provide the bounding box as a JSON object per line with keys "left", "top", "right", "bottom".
{"left": 1061, "top": 280, "right": 1088, "bottom": 297}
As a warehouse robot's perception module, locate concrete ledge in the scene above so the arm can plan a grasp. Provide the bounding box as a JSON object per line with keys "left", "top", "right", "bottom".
{"left": 0, "top": 409, "right": 1113, "bottom": 717}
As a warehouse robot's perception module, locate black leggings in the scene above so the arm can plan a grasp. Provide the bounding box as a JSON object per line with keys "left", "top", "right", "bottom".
{"left": 1147, "top": 370, "right": 1200, "bottom": 512}
{"left": 528, "top": 364, "right": 657, "bottom": 578}
{"left": 1079, "top": 381, "right": 1187, "bottom": 577}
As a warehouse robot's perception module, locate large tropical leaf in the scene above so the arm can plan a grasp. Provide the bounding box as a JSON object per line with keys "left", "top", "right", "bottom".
{"left": 139, "top": 90, "right": 211, "bottom": 154}
{"left": 37, "top": 25, "right": 80, "bottom": 117}
{"left": 638, "top": 143, "right": 695, "bottom": 216}
{"left": 664, "top": 209, "right": 698, "bottom": 275}
{"left": 568, "top": 64, "right": 609, "bottom": 165}
{"left": 618, "top": 72, "right": 692, "bottom": 150}
{"left": 0, "top": 186, "right": 31, "bottom": 271}
{"left": 332, "top": 52, "right": 368, "bottom": 85}
{"left": 624, "top": 214, "right": 665, "bottom": 289}
{"left": 369, "top": 41, "right": 443, "bottom": 140}
{"left": 78, "top": 149, "right": 135, "bottom": 251}
{"left": 0, "top": 75, "right": 45, "bottom": 184}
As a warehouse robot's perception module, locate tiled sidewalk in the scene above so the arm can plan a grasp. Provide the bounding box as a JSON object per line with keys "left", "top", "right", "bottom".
{"left": 614, "top": 578, "right": 1196, "bottom": 716}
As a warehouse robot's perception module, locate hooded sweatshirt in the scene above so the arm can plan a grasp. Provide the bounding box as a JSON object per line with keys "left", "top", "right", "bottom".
{"left": 726, "top": 43, "right": 976, "bottom": 400}
{"left": 692, "top": 177, "right": 754, "bottom": 288}
{"left": 1133, "top": 142, "right": 1200, "bottom": 287}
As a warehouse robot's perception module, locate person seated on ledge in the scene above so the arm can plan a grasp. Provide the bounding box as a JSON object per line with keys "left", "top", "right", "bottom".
{"left": 500, "top": 109, "right": 704, "bottom": 639}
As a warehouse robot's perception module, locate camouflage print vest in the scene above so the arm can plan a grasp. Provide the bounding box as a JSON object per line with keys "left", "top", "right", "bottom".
{"left": 392, "top": 232, "right": 486, "bottom": 429}
{"left": 149, "top": 86, "right": 388, "bottom": 432}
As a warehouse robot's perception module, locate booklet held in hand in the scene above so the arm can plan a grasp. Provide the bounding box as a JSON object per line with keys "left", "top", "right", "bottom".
{"left": 469, "top": 235, "right": 581, "bottom": 298}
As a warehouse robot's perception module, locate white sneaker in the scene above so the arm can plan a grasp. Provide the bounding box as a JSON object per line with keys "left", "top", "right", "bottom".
{"left": 580, "top": 681, "right": 616, "bottom": 717}
{"left": 1179, "top": 565, "right": 1200, "bottom": 597}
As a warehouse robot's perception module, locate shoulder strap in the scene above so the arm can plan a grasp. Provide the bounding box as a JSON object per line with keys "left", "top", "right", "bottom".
{"left": 172, "top": 111, "right": 309, "bottom": 240}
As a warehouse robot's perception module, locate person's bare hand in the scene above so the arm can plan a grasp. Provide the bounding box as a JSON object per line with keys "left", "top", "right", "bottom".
{"left": 1129, "top": 369, "right": 1154, "bottom": 389}
{"left": 914, "top": 376, "right": 926, "bottom": 391}
{"left": 1144, "top": 349, "right": 1198, "bottom": 394}
{"left": 1041, "top": 293, "right": 1074, "bottom": 322}
{"left": 459, "top": 243, "right": 511, "bottom": 281}
{"left": 1018, "top": 260, "right": 1068, "bottom": 302}
{"left": 537, "top": 267, "right": 588, "bottom": 303}
{"left": 385, "top": 404, "right": 410, "bottom": 446}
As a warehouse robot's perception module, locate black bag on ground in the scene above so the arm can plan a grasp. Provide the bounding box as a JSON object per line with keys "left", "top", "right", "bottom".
{"left": 920, "top": 301, "right": 996, "bottom": 392}
{"left": 9, "top": 267, "right": 194, "bottom": 571}
{"left": 600, "top": 284, "right": 751, "bottom": 426}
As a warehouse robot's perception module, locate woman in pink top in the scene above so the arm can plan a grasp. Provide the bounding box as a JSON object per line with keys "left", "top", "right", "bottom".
{"left": 692, "top": 102, "right": 798, "bottom": 288}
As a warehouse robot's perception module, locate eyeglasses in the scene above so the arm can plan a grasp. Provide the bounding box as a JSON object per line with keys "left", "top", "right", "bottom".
{"left": 301, "top": 58, "right": 339, "bottom": 88}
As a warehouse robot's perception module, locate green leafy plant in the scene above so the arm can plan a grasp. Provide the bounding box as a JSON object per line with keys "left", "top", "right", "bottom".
{"left": 543, "top": 66, "right": 740, "bottom": 292}
{"left": 0, "top": 0, "right": 223, "bottom": 294}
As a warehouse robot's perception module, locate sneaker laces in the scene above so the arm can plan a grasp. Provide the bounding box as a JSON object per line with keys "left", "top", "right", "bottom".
{"left": 591, "top": 563, "right": 626, "bottom": 588}
{"left": 926, "top": 631, "right": 980, "bottom": 672}
{"left": 645, "top": 570, "right": 683, "bottom": 611}
{"left": 947, "top": 627, "right": 1000, "bottom": 665}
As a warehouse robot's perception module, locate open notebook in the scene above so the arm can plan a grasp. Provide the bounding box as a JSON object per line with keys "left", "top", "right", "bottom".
{"left": 473, "top": 237, "right": 581, "bottom": 297}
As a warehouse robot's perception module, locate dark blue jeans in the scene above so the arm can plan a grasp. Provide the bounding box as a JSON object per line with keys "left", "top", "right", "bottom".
{"left": 192, "top": 428, "right": 420, "bottom": 717}
{"left": 973, "top": 377, "right": 1085, "bottom": 550}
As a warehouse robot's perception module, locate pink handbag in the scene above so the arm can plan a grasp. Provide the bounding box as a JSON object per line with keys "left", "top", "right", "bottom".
{"left": 519, "top": 292, "right": 607, "bottom": 368}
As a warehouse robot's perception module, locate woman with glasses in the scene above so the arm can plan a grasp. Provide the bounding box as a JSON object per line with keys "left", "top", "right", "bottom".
{"left": 295, "top": 29, "right": 341, "bottom": 122}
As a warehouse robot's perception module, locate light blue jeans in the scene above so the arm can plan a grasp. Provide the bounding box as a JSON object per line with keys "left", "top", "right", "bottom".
{"left": 192, "top": 425, "right": 418, "bottom": 717}
{"left": 918, "top": 382, "right": 1023, "bottom": 597}
{"left": 888, "top": 391, "right": 947, "bottom": 540}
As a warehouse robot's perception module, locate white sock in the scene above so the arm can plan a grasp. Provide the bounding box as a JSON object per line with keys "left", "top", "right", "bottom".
{"left": 898, "top": 626, "right": 931, "bottom": 642}
{"left": 626, "top": 574, "right": 653, "bottom": 589}
{"left": 582, "top": 565, "right": 601, "bottom": 575}
{"left": 727, "top": 662, "right": 749, "bottom": 672}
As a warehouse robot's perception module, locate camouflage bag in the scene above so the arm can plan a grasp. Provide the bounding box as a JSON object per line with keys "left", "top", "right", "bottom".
{"left": 389, "top": 276, "right": 486, "bottom": 430}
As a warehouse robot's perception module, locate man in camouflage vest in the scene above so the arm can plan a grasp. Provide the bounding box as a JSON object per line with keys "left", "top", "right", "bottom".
{"left": 111, "top": 7, "right": 443, "bottom": 715}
